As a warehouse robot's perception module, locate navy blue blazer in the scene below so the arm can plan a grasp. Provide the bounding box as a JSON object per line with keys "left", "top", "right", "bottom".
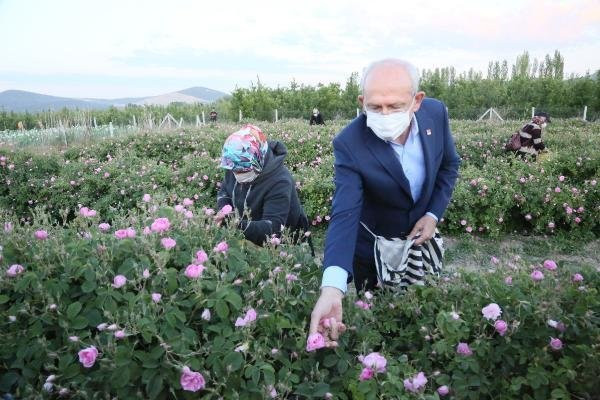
{"left": 323, "top": 98, "right": 461, "bottom": 279}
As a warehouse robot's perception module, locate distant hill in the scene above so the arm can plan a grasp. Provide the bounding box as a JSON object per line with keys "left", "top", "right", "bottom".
{"left": 0, "top": 86, "right": 229, "bottom": 112}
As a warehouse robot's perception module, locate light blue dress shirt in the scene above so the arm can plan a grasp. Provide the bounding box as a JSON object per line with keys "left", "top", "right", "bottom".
{"left": 321, "top": 115, "right": 438, "bottom": 293}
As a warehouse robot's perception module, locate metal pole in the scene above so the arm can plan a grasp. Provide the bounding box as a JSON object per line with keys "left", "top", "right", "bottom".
{"left": 275, "top": 109, "right": 278, "bottom": 122}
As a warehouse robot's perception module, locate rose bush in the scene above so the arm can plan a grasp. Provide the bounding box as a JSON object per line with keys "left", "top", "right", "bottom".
{"left": 1, "top": 201, "right": 599, "bottom": 399}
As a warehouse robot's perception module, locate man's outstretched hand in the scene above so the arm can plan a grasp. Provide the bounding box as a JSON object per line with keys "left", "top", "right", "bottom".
{"left": 408, "top": 214, "right": 437, "bottom": 245}
{"left": 309, "top": 287, "right": 346, "bottom": 348}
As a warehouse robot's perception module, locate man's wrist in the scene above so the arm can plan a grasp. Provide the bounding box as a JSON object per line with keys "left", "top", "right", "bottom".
{"left": 321, "top": 266, "right": 348, "bottom": 294}
{"left": 425, "top": 212, "right": 438, "bottom": 222}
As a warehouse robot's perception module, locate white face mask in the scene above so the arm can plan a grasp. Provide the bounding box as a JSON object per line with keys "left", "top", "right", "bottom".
{"left": 365, "top": 98, "right": 414, "bottom": 141}
{"left": 234, "top": 170, "right": 258, "bottom": 183}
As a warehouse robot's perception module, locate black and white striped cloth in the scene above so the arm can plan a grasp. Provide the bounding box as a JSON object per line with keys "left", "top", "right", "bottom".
{"left": 361, "top": 222, "right": 444, "bottom": 289}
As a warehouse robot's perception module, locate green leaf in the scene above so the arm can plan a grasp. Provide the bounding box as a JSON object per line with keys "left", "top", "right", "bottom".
{"left": 147, "top": 375, "right": 164, "bottom": 399}
{"left": 224, "top": 290, "right": 243, "bottom": 311}
{"left": 215, "top": 299, "right": 229, "bottom": 319}
{"left": 110, "top": 366, "right": 131, "bottom": 388}
{"left": 66, "top": 301, "right": 82, "bottom": 319}
{"left": 81, "top": 280, "right": 97, "bottom": 293}
{"left": 0, "top": 294, "right": 10, "bottom": 304}
{"left": 223, "top": 352, "right": 244, "bottom": 371}
{"left": 70, "top": 315, "right": 89, "bottom": 330}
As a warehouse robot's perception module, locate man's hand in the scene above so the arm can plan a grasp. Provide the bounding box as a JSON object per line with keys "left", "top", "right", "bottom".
{"left": 408, "top": 214, "right": 437, "bottom": 245}
{"left": 309, "top": 287, "right": 346, "bottom": 348}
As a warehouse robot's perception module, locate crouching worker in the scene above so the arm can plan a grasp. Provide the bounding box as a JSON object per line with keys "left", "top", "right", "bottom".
{"left": 216, "top": 124, "right": 313, "bottom": 253}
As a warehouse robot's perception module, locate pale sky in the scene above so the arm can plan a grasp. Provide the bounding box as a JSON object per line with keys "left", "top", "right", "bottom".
{"left": 1, "top": 0, "right": 599, "bottom": 98}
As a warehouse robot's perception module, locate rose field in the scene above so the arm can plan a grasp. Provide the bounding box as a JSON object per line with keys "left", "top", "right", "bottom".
{"left": 0, "top": 119, "right": 599, "bottom": 399}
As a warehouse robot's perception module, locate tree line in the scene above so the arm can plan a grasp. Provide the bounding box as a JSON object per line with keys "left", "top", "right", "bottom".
{"left": 1, "top": 51, "right": 598, "bottom": 130}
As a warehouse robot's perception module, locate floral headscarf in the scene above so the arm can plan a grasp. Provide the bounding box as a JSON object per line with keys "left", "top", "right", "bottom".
{"left": 220, "top": 124, "right": 268, "bottom": 173}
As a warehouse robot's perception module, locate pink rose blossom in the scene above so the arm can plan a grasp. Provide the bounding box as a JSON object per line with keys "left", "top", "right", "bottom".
{"left": 548, "top": 222, "right": 555, "bottom": 229}
{"left": 142, "top": 194, "right": 151, "bottom": 202}
{"left": 195, "top": 250, "right": 208, "bottom": 263}
{"left": 531, "top": 270, "right": 544, "bottom": 281}
{"left": 143, "top": 226, "right": 151, "bottom": 235}
{"left": 235, "top": 308, "right": 257, "bottom": 327}
{"left": 460, "top": 219, "right": 467, "bottom": 226}
{"left": 566, "top": 207, "right": 573, "bottom": 215}
{"left": 359, "top": 368, "right": 374, "bottom": 381}
{"left": 438, "top": 385, "right": 450, "bottom": 396}
{"left": 481, "top": 303, "right": 502, "bottom": 321}
{"left": 175, "top": 204, "right": 185, "bottom": 213}
{"left": 490, "top": 256, "right": 499, "bottom": 264}
{"left": 4, "top": 222, "right": 13, "bottom": 232}
{"left": 79, "top": 207, "right": 97, "bottom": 217}
{"left": 572, "top": 273, "right": 583, "bottom": 282}
{"left": 306, "top": 333, "right": 326, "bottom": 352}
{"left": 34, "top": 230, "right": 48, "bottom": 240}
{"left": 161, "top": 237, "right": 176, "bottom": 250}
{"left": 114, "top": 229, "right": 128, "bottom": 239}
{"left": 466, "top": 226, "right": 473, "bottom": 233}
{"left": 456, "top": 342, "right": 473, "bottom": 356}
{"left": 97, "top": 323, "right": 108, "bottom": 331}
{"left": 126, "top": 227, "right": 136, "bottom": 237}
{"left": 558, "top": 175, "right": 565, "bottom": 182}
{"left": 204, "top": 208, "right": 215, "bottom": 216}
{"left": 184, "top": 210, "right": 193, "bottom": 219}
{"left": 151, "top": 293, "right": 162, "bottom": 303}
{"left": 112, "top": 275, "right": 127, "bottom": 288}
{"left": 180, "top": 366, "right": 206, "bottom": 392}
{"left": 6, "top": 264, "right": 24, "bottom": 277}
{"left": 554, "top": 187, "right": 561, "bottom": 193}
{"left": 183, "top": 198, "right": 194, "bottom": 206}
{"left": 286, "top": 273, "right": 298, "bottom": 282}
{"left": 505, "top": 276, "right": 513, "bottom": 285}
{"left": 525, "top": 214, "right": 532, "bottom": 221}
{"left": 574, "top": 217, "right": 581, "bottom": 224}
{"left": 543, "top": 260, "right": 557, "bottom": 271}
{"left": 184, "top": 264, "right": 205, "bottom": 279}
{"left": 355, "top": 300, "right": 371, "bottom": 310}
{"left": 78, "top": 346, "right": 98, "bottom": 368}
{"left": 403, "top": 372, "right": 428, "bottom": 393}
{"left": 270, "top": 236, "right": 281, "bottom": 245}
{"left": 450, "top": 311, "right": 460, "bottom": 320}
{"left": 114, "top": 330, "right": 126, "bottom": 339}
{"left": 361, "top": 352, "right": 387, "bottom": 373}
{"left": 220, "top": 204, "right": 233, "bottom": 215}
{"left": 214, "top": 241, "right": 228, "bottom": 253}
{"left": 201, "top": 308, "right": 211, "bottom": 321}
{"left": 98, "top": 223, "right": 110, "bottom": 232}
{"left": 150, "top": 217, "right": 170, "bottom": 233}
{"left": 549, "top": 337, "right": 563, "bottom": 350}
{"left": 494, "top": 320, "right": 508, "bottom": 336}
{"left": 142, "top": 269, "right": 150, "bottom": 279}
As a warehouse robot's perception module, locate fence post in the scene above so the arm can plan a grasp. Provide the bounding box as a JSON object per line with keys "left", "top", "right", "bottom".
{"left": 275, "top": 109, "right": 278, "bottom": 122}
{"left": 178, "top": 118, "right": 183, "bottom": 127}
{"left": 202, "top": 111, "right": 206, "bottom": 125}
{"left": 583, "top": 106, "right": 587, "bottom": 121}
{"left": 148, "top": 117, "right": 153, "bottom": 130}
{"left": 239, "top": 109, "right": 242, "bottom": 122}
{"left": 132, "top": 115, "right": 137, "bottom": 127}
{"left": 196, "top": 115, "right": 200, "bottom": 127}
{"left": 93, "top": 117, "right": 97, "bottom": 129}
{"left": 109, "top": 122, "right": 114, "bottom": 137}
{"left": 356, "top": 108, "right": 359, "bottom": 117}
{"left": 531, "top": 107, "right": 535, "bottom": 118}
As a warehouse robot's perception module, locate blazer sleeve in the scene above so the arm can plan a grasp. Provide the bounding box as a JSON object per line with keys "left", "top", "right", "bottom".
{"left": 239, "top": 179, "right": 292, "bottom": 245}
{"left": 322, "top": 137, "right": 364, "bottom": 278}
{"left": 426, "top": 103, "right": 461, "bottom": 220}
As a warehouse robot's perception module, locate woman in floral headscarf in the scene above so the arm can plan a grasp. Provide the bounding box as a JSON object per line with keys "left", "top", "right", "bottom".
{"left": 216, "top": 124, "right": 312, "bottom": 249}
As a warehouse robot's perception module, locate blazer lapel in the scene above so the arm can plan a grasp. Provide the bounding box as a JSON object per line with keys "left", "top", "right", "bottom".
{"left": 363, "top": 124, "right": 413, "bottom": 202}
{"left": 415, "top": 110, "right": 434, "bottom": 205}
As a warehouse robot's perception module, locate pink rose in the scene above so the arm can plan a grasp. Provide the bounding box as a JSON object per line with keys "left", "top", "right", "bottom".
{"left": 114, "top": 330, "right": 126, "bottom": 339}
{"left": 403, "top": 372, "right": 428, "bottom": 393}
{"left": 180, "top": 366, "right": 206, "bottom": 392}
{"left": 220, "top": 204, "right": 233, "bottom": 215}
{"left": 549, "top": 337, "right": 563, "bottom": 350}
{"left": 142, "top": 269, "right": 150, "bottom": 279}
{"left": 143, "top": 226, "right": 151, "bottom": 235}
{"left": 270, "top": 236, "right": 281, "bottom": 245}
{"left": 572, "top": 273, "right": 583, "bottom": 282}
{"left": 306, "top": 333, "right": 326, "bottom": 352}
{"left": 150, "top": 217, "right": 170, "bottom": 233}
{"left": 175, "top": 204, "right": 185, "bottom": 213}
{"left": 34, "top": 230, "right": 48, "bottom": 240}
{"left": 6, "top": 264, "right": 24, "bottom": 277}
{"left": 79, "top": 207, "right": 97, "bottom": 217}
{"left": 151, "top": 293, "right": 162, "bottom": 303}
{"left": 114, "top": 229, "right": 128, "bottom": 239}
{"left": 286, "top": 273, "right": 298, "bottom": 282}
{"left": 214, "top": 241, "right": 228, "bottom": 253}
{"left": 125, "top": 227, "right": 136, "bottom": 238}
{"left": 494, "top": 320, "right": 508, "bottom": 336}
{"left": 574, "top": 217, "right": 581, "bottom": 224}
{"left": 98, "top": 223, "right": 110, "bottom": 232}
{"left": 438, "top": 385, "right": 450, "bottom": 396}
{"left": 184, "top": 264, "right": 205, "bottom": 279}
{"left": 504, "top": 276, "right": 513, "bottom": 285}
{"left": 361, "top": 352, "right": 386, "bottom": 373}
{"left": 481, "top": 303, "right": 502, "bottom": 321}
{"left": 531, "top": 270, "right": 544, "bottom": 281}
{"left": 558, "top": 175, "right": 565, "bottom": 182}
{"left": 548, "top": 222, "right": 555, "bottom": 229}
{"left": 235, "top": 308, "right": 257, "bottom": 327}
{"left": 490, "top": 256, "right": 499, "bottom": 265}
{"left": 555, "top": 187, "right": 561, "bottom": 193}
{"left": 78, "top": 346, "right": 98, "bottom": 368}
{"left": 142, "top": 194, "right": 152, "bottom": 202}
{"left": 456, "top": 342, "right": 473, "bottom": 356}
{"left": 543, "top": 260, "right": 557, "bottom": 271}
{"left": 204, "top": 208, "right": 215, "bottom": 216}
{"left": 359, "top": 368, "right": 374, "bottom": 381}
{"left": 161, "top": 237, "right": 176, "bottom": 250}
{"left": 195, "top": 250, "right": 208, "bottom": 264}
{"left": 112, "top": 275, "right": 127, "bottom": 288}
{"left": 4, "top": 222, "right": 13, "bottom": 233}
{"left": 201, "top": 308, "right": 211, "bottom": 321}
{"left": 355, "top": 300, "right": 371, "bottom": 310}
{"left": 183, "top": 198, "right": 194, "bottom": 206}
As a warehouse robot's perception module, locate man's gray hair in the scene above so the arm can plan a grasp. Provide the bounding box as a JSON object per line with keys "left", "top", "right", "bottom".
{"left": 360, "top": 59, "right": 420, "bottom": 95}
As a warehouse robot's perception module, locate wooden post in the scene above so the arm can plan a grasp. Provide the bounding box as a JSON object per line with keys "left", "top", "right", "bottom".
{"left": 583, "top": 106, "right": 587, "bottom": 121}
{"left": 202, "top": 111, "right": 205, "bottom": 125}
{"left": 132, "top": 115, "right": 137, "bottom": 127}
{"left": 196, "top": 115, "right": 200, "bottom": 127}
{"left": 275, "top": 109, "right": 278, "bottom": 122}
{"left": 149, "top": 117, "right": 153, "bottom": 129}
{"left": 109, "top": 122, "right": 114, "bottom": 137}
{"left": 178, "top": 117, "right": 183, "bottom": 127}
{"left": 531, "top": 107, "right": 535, "bottom": 118}
{"left": 356, "top": 108, "right": 360, "bottom": 117}
{"left": 93, "top": 117, "right": 97, "bottom": 128}
{"left": 239, "top": 109, "right": 242, "bottom": 122}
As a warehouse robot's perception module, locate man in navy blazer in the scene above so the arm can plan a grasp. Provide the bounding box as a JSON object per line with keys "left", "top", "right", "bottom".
{"left": 308, "top": 59, "right": 460, "bottom": 347}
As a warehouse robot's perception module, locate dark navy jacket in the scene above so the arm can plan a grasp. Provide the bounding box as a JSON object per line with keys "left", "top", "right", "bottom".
{"left": 322, "top": 98, "right": 460, "bottom": 280}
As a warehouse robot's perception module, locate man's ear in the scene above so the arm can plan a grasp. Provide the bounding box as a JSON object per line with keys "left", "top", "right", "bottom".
{"left": 357, "top": 95, "right": 364, "bottom": 109}
{"left": 412, "top": 91, "right": 426, "bottom": 112}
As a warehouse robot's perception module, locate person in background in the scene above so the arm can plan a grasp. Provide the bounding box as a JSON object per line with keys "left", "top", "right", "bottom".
{"left": 209, "top": 109, "right": 218, "bottom": 123}
{"left": 309, "top": 108, "right": 325, "bottom": 125}
{"left": 216, "top": 124, "right": 312, "bottom": 251}
{"left": 516, "top": 112, "right": 550, "bottom": 160}
{"left": 308, "top": 58, "right": 461, "bottom": 348}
